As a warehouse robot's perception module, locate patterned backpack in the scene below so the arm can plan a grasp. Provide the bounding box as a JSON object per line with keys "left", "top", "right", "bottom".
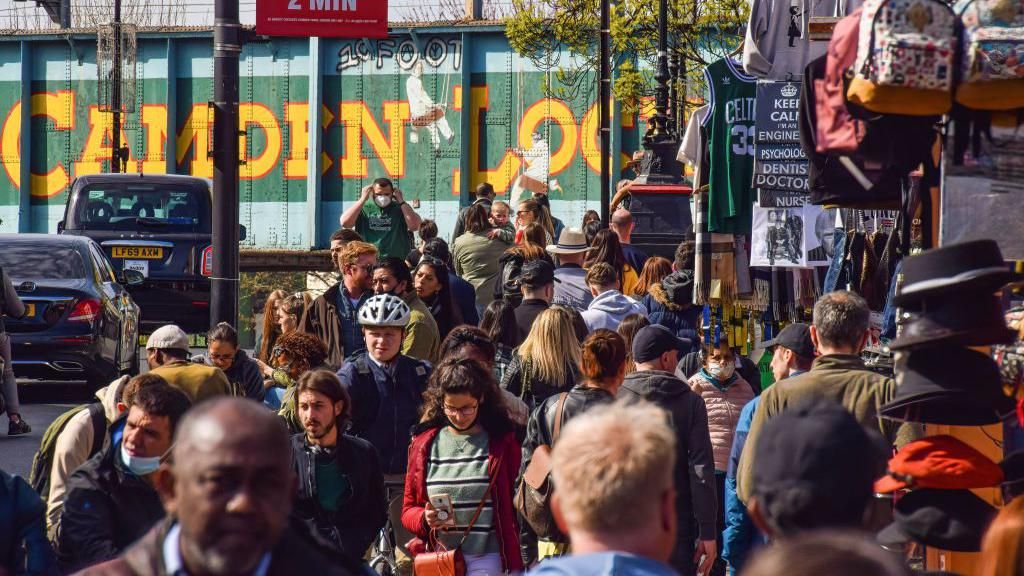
{"left": 955, "top": 0, "right": 1024, "bottom": 109}
{"left": 846, "top": 0, "right": 957, "bottom": 115}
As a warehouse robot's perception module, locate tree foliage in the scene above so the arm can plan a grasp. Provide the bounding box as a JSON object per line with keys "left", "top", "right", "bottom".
{"left": 506, "top": 0, "right": 749, "bottom": 113}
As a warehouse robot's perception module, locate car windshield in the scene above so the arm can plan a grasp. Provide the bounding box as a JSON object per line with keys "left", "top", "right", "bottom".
{"left": 0, "top": 245, "right": 86, "bottom": 280}
{"left": 70, "top": 183, "right": 209, "bottom": 231}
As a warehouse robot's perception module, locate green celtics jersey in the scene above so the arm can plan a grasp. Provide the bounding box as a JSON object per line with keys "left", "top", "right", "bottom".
{"left": 703, "top": 58, "right": 757, "bottom": 234}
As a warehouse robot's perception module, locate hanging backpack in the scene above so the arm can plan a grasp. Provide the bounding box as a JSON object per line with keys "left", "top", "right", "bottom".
{"left": 29, "top": 402, "right": 106, "bottom": 499}
{"left": 514, "top": 392, "right": 567, "bottom": 541}
{"left": 846, "top": 0, "right": 957, "bottom": 115}
{"left": 955, "top": 0, "right": 1024, "bottom": 110}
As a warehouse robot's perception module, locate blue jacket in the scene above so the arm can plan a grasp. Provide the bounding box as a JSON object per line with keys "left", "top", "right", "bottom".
{"left": 337, "top": 353, "right": 432, "bottom": 475}
{"left": 0, "top": 469, "right": 58, "bottom": 575}
{"left": 722, "top": 397, "right": 766, "bottom": 574}
{"left": 448, "top": 272, "right": 480, "bottom": 326}
{"left": 640, "top": 272, "right": 700, "bottom": 344}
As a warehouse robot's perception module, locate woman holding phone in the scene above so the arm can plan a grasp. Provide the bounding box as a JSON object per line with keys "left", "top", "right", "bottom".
{"left": 401, "top": 358, "right": 523, "bottom": 575}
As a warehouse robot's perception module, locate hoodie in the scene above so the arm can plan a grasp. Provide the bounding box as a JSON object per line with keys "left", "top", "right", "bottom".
{"left": 641, "top": 271, "right": 701, "bottom": 343}
{"left": 617, "top": 370, "right": 717, "bottom": 572}
{"left": 581, "top": 290, "right": 647, "bottom": 333}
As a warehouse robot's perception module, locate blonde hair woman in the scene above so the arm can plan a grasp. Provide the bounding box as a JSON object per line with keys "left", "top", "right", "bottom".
{"left": 500, "top": 307, "right": 582, "bottom": 409}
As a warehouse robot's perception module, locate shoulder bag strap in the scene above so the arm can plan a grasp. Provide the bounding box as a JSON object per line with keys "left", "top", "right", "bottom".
{"left": 552, "top": 392, "right": 568, "bottom": 443}
{"left": 457, "top": 456, "right": 503, "bottom": 548}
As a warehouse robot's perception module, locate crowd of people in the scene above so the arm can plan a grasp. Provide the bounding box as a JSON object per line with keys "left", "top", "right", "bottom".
{"left": 1, "top": 176, "right": 1022, "bottom": 576}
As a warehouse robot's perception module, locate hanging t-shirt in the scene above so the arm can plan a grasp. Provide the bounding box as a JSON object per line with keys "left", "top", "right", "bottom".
{"left": 678, "top": 104, "right": 711, "bottom": 189}
{"left": 355, "top": 201, "right": 412, "bottom": 259}
{"left": 703, "top": 58, "right": 757, "bottom": 235}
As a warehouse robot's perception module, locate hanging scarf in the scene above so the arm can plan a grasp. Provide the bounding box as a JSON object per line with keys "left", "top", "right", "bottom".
{"left": 694, "top": 187, "right": 712, "bottom": 305}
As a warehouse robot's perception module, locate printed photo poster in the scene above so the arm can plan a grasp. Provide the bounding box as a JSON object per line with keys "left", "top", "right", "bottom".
{"left": 751, "top": 205, "right": 806, "bottom": 267}
{"left": 804, "top": 205, "right": 838, "bottom": 267}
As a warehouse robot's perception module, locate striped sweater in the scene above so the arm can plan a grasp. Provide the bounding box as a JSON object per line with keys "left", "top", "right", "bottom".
{"left": 426, "top": 428, "right": 499, "bottom": 555}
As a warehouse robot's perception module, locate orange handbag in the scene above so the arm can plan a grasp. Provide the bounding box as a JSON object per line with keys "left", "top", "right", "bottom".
{"left": 414, "top": 458, "right": 502, "bottom": 576}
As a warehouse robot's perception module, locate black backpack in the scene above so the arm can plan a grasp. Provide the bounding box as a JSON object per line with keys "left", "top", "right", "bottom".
{"left": 29, "top": 402, "right": 106, "bottom": 499}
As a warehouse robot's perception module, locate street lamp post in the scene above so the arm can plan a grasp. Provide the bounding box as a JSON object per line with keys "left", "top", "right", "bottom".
{"left": 634, "top": 0, "right": 682, "bottom": 185}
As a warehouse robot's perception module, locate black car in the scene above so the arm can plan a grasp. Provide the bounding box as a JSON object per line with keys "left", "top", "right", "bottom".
{"left": 58, "top": 173, "right": 214, "bottom": 334}
{"left": 0, "top": 234, "right": 143, "bottom": 388}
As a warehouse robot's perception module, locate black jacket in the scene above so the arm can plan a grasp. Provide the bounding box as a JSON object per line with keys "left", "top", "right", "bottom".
{"left": 617, "top": 370, "right": 717, "bottom": 572}
{"left": 77, "top": 518, "right": 356, "bottom": 576}
{"left": 193, "top": 349, "right": 265, "bottom": 401}
{"left": 520, "top": 385, "right": 615, "bottom": 478}
{"left": 493, "top": 253, "right": 555, "bottom": 307}
{"left": 514, "top": 299, "right": 550, "bottom": 344}
{"left": 640, "top": 272, "right": 701, "bottom": 345}
{"left": 290, "top": 434, "right": 387, "bottom": 559}
{"left": 56, "top": 443, "right": 165, "bottom": 573}
{"left": 501, "top": 353, "right": 579, "bottom": 411}
{"left": 0, "top": 468, "right": 57, "bottom": 575}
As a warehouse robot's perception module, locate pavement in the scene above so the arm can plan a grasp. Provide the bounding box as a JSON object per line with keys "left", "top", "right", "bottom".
{"left": 0, "top": 382, "right": 90, "bottom": 479}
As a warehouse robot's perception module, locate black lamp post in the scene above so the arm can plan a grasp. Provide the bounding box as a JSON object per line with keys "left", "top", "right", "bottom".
{"left": 634, "top": 0, "right": 682, "bottom": 185}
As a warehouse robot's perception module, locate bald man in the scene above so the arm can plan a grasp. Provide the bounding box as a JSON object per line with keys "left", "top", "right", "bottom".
{"left": 79, "top": 398, "right": 355, "bottom": 576}
{"left": 609, "top": 208, "right": 648, "bottom": 274}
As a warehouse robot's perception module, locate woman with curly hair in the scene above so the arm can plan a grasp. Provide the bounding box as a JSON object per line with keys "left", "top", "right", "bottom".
{"left": 257, "top": 331, "right": 328, "bottom": 421}
{"left": 257, "top": 289, "right": 288, "bottom": 363}
{"left": 402, "top": 358, "right": 523, "bottom": 574}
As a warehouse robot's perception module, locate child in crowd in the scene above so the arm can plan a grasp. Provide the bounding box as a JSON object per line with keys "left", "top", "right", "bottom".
{"left": 487, "top": 200, "right": 516, "bottom": 244}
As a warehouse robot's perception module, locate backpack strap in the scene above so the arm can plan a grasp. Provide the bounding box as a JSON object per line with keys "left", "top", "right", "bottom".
{"left": 88, "top": 402, "right": 106, "bottom": 458}
{"left": 551, "top": 393, "right": 568, "bottom": 444}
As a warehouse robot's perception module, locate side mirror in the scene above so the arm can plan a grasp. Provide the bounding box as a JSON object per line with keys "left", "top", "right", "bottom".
{"left": 57, "top": 220, "right": 65, "bottom": 233}
{"left": 121, "top": 269, "right": 146, "bottom": 286}
{"left": 239, "top": 225, "right": 247, "bottom": 242}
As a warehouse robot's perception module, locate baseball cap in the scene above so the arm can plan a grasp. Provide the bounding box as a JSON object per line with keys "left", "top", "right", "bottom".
{"left": 146, "top": 325, "right": 190, "bottom": 352}
{"left": 752, "top": 399, "right": 885, "bottom": 532}
{"left": 519, "top": 260, "right": 559, "bottom": 288}
{"left": 874, "top": 435, "right": 1004, "bottom": 494}
{"left": 632, "top": 325, "right": 691, "bottom": 364}
{"left": 760, "top": 323, "right": 815, "bottom": 359}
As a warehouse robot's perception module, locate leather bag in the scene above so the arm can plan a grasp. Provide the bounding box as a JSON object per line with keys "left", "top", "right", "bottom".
{"left": 513, "top": 392, "right": 568, "bottom": 539}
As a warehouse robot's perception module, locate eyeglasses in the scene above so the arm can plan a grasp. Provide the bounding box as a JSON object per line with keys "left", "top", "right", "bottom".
{"left": 443, "top": 403, "right": 479, "bottom": 417}
{"left": 209, "top": 353, "right": 234, "bottom": 361}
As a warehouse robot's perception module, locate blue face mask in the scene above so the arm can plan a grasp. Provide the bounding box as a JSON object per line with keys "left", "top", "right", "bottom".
{"left": 120, "top": 442, "right": 163, "bottom": 476}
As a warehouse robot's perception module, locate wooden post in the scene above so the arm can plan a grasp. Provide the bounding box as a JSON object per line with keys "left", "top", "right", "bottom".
{"left": 465, "top": 0, "right": 483, "bottom": 20}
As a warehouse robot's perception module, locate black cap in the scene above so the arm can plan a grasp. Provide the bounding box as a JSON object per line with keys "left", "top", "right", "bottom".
{"left": 761, "top": 323, "right": 814, "bottom": 359}
{"left": 753, "top": 399, "right": 885, "bottom": 532}
{"left": 1001, "top": 450, "right": 1024, "bottom": 503}
{"left": 519, "top": 259, "right": 559, "bottom": 288}
{"left": 632, "top": 325, "right": 691, "bottom": 364}
{"left": 877, "top": 488, "right": 996, "bottom": 552}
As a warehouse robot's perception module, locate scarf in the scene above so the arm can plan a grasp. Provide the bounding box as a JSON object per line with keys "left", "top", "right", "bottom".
{"left": 694, "top": 187, "right": 712, "bottom": 305}
{"left": 699, "top": 368, "right": 739, "bottom": 392}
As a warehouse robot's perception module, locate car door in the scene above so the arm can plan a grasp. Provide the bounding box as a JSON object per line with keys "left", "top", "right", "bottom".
{"left": 103, "top": 250, "right": 139, "bottom": 372}
{"left": 88, "top": 244, "right": 122, "bottom": 367}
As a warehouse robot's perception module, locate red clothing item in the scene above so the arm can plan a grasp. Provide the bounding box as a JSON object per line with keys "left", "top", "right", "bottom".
{"left": 401, "top": 425, "right": 524, "bottom": 572}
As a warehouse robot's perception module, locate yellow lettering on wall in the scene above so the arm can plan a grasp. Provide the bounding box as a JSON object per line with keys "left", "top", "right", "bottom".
{"left": 239, "top": 103, "right": 282, "bottom": 181}
{"left": 581, "top": 102, "right": 633, "bottom": 174}
{"left": 284, "top": 102, "right": 308, "bottom": 180}
{"left": 176, "top": 103, "right": 214, "bottom": 178}
{"left": 30, "top": 91, "right": 75, "bottom": 197}
{"left": 0, "top": 102, "right": 22, "bottom": 189}
{"left": 75, "top": 107, "right": 139, "bottom": 178}
{"left": 453, "top": 86, "right": 521, "bottom": 197}
{"left": 338, "top": 101, "right": 409, "bottom": 178}
{"left": 139, "top": 104, "right": 168, "bottom": 174}
{"left": 321, "top": 104, "right": 335, "bottom": 176}
{"left": 519, "top": 98, "right": 578, "bottom": 177}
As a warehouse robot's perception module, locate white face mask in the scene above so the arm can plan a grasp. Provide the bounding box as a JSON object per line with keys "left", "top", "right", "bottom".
{"left": 374, "top": 194, "right": 393, "bottom": 208}
{"left": 708, "top": 361, "right": 736, "bottom": 380}
{"left": 120, "top": 442, "right": 163, "bottom": 476}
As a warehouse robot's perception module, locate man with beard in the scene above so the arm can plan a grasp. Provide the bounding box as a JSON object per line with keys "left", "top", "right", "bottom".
{"left": 290, "top": 370, "right": 386, "bottom": 565}
{"left": 340, "top": 178, "right": 423, "bottom": 259}
{"left": 79, "top": 398, "right": 355, "bottom": 575}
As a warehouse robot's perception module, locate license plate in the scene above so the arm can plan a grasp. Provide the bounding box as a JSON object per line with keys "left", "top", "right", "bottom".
{"left": 24, "top": 303, "right": 35, "bottom": 317}
{"left": 124, "top": 260, "right": 149, "bottom": 277}
{"left": 112, "top": 246, "right": 163, "bottom": 259}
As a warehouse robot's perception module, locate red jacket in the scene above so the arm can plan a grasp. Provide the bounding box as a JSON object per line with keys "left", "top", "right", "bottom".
{"left": 401, "top": 425, "right": 524, "bottom": 572}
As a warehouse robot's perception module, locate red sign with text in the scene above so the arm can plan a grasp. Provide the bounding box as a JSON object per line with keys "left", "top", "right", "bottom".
{"left": 256, "top": 0, "right": 388, "bottom": 38}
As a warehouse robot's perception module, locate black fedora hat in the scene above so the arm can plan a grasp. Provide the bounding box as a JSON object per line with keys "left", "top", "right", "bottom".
{"left": 877, "top": 488, "right": 997, "bottom": 552}
{"left": 881, "top": 347, "right": 1015, "bottom": 426}
{"left": 895, "top": 240, "right": 1018, "bottom": 306}
{"left": 889, "top": 294, "right": 1016, "bottom": 351}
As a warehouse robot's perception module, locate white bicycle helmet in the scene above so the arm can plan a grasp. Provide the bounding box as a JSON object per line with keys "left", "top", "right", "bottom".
{"left": 358, "top": 294, "right": 411, "bottom": 327}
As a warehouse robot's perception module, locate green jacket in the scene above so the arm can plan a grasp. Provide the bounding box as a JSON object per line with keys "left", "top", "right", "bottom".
{"left": 149, "top": 360, "right": 232, "bottom": 404}
{"left": 401, "top": 291, "right": 440, "bottom": 365}
{"left": 452, "top": 231, "right": 506, "bottom": 310}
{"left": 736, "top": 354, "right": 921, "bottom": 505}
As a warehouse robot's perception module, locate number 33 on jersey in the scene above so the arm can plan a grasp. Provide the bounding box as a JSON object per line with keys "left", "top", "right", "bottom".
{"left": 703, "top": 58, "right": 757, "bottom": 235}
